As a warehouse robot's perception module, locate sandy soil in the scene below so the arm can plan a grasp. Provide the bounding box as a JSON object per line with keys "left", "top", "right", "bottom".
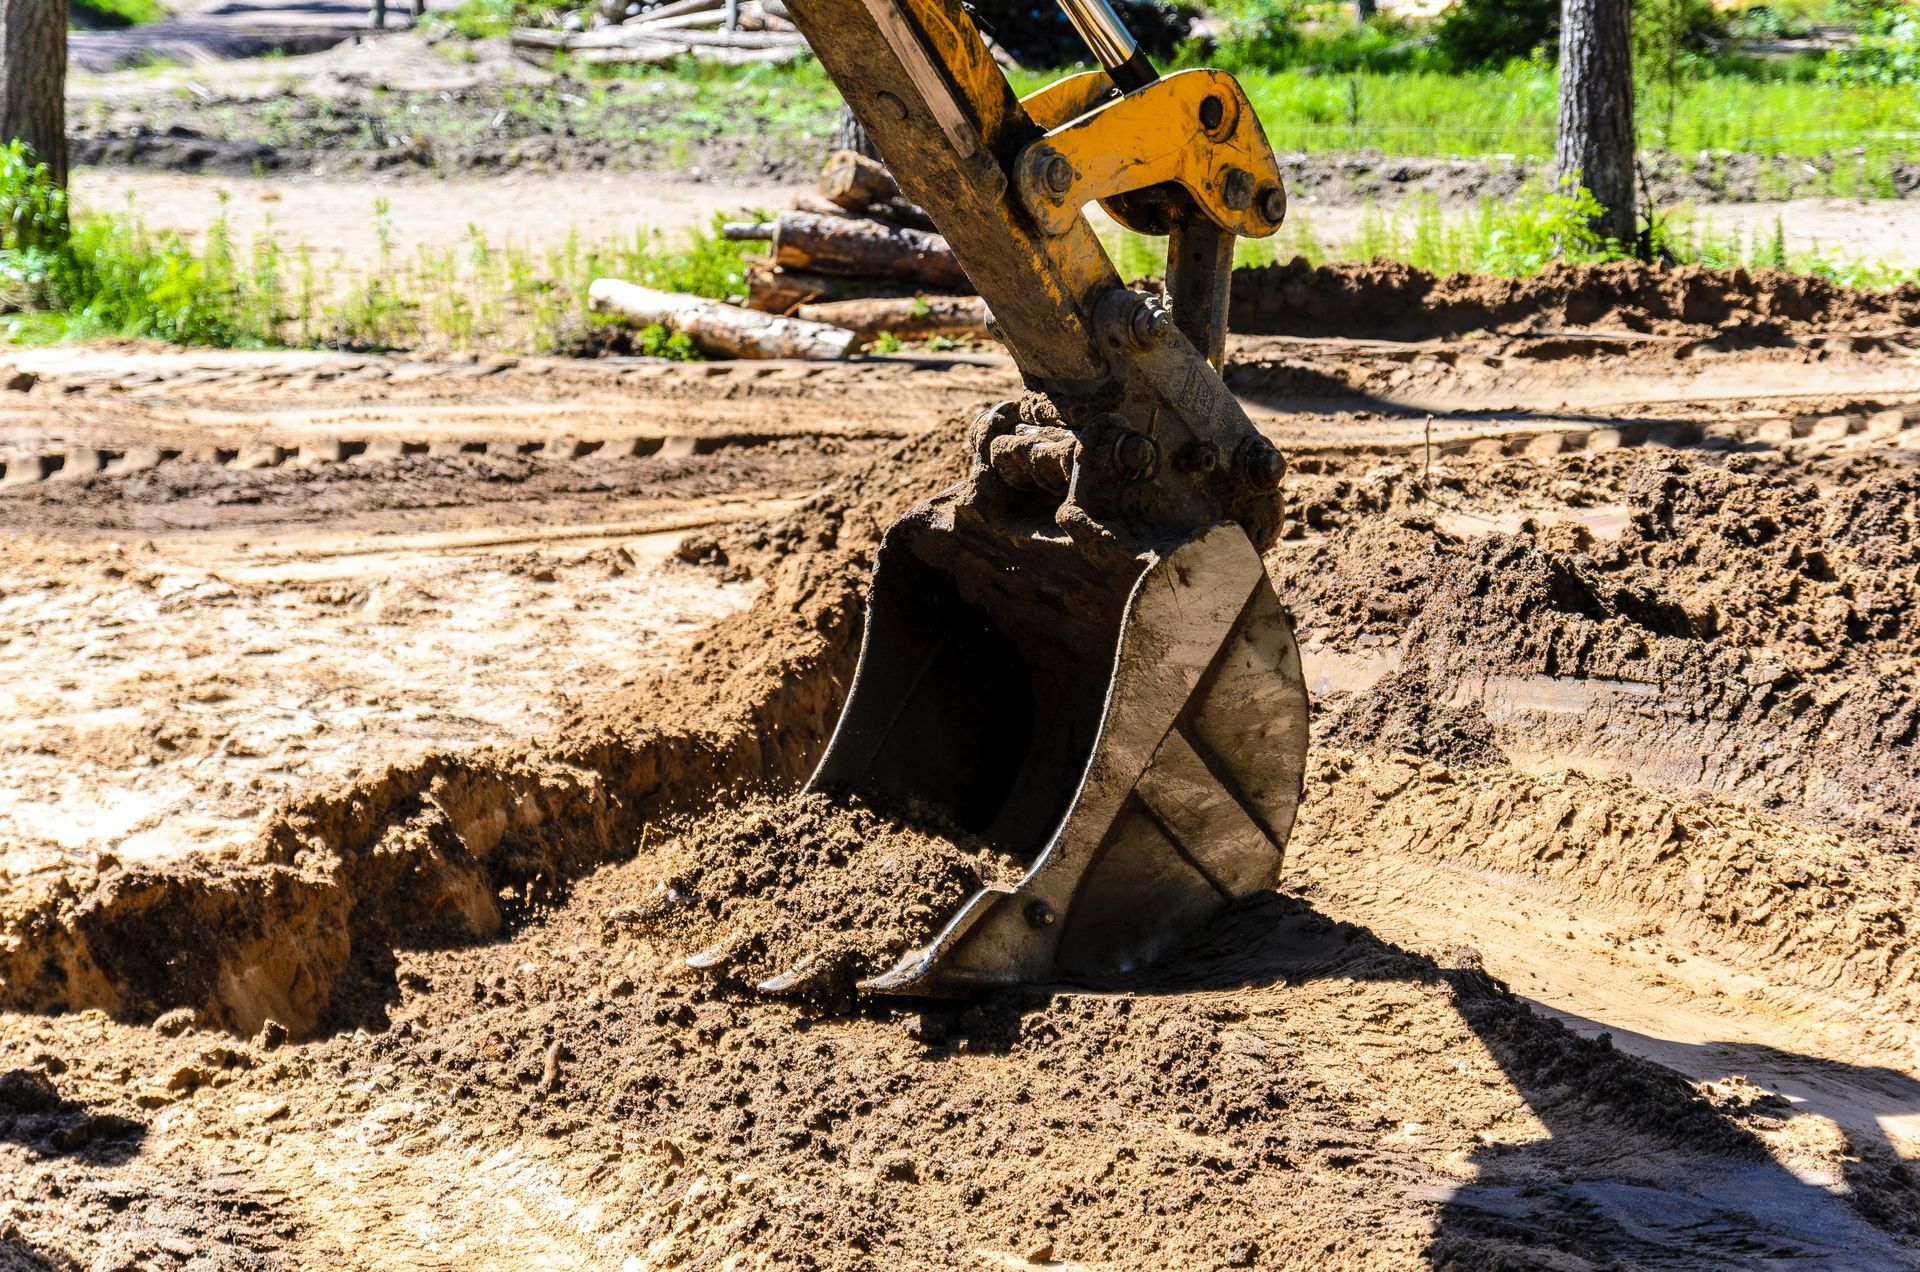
{"left": 3, "top": 293, "right": 1920, "bottom": 1266}
{"left": 70, "top": 170, "right": 797, "bottom": 269}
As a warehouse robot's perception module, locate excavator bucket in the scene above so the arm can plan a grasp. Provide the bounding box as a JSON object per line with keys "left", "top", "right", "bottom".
{"left": 805, "top": 502, "right": 1310, "bottom": 995}
{"left": 770, "top": 0, "right": 1314, "bottom": 993}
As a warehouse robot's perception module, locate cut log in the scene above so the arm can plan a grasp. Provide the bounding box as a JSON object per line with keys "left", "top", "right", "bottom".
{"left": 516, "top": 23, "right": 802, "bottom": 50}
{"left": 770, "top": 211, "right": 968, "bottom": 290}
{"left": 795, "top": 295, "right": 992, "bottom": 343}
{"left": 744, "top": 264, "right": 916, "bottom": 314}
{"left": 820, "top": 149, "right": 899, "bottom": 211}
{"left": 635, "top": 1, "right": 787, "bottom": 28}
{"left": 722, "top": 221, "right": 774, "bottom": 241}
{"left": 589, "top": 279, "right": 857, "bottom": 360}
{"left": 637, "top": 9, "right": 728, "bottom": 29}
{"left": 573, "top": 23, "right": 798, "bottom": 46}
{"left": 630, "top": 0, "right": 722, "bottom": 21}
{"left": 570, "top": 40, "right": 804, "bottom": 65}
{"left": 789, "top": 191, "right": 861, "bottom": 219}
{"left": 791, "top": 191, "right": 936, "bottom": 234}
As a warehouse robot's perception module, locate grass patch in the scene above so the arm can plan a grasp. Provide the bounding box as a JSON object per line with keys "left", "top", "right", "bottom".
{"left": 71, "top": 0, "right": 167, "bottom": 27}
{"left": 1136, "top": 63, "right": 1912, "bottom": 177}
{"left": 2, "top": 143, "right": 757, "bottom": 352}
{"left": 7, "top": 144, "right": 1911, "bottom": 356}
{"left": 1142, "top": 190, "right": 1915, "bottom": 288}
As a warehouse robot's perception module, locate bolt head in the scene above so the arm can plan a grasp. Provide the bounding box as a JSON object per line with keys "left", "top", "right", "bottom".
{"left": 1257, "top": 185, "right": 1286, "bottom": 225}
{"left": 1025, "top": 900, "right": 1056, "bottom": 928}
{"left": 1127, "top": 295, "right": 1172, "bottom": 348}
{"left": 1222, "top": 167, "right": 1255, "bottom": 212}
{"left": 1240, "top": 440, "right": 1287, "bottom": 489}
{"left": 1113, "top": 431, "right": 1159, "bottom": 482}
{"left": 1177, "top": 440, "right": 1220, "bottom": 474}
{"left": 1044, "top": 154, "right": 1075, "bottom": 195}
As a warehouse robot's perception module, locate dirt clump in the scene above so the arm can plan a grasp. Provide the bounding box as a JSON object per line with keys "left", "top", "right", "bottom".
{"left": 1232, "top": 257, "right": 1920, "bottom": 340}
{"left": 1318, "top": 666, "right": 1506, "bottom": 769}
{"left": 638, "top": 792, "right": 1020, "bottom": 1002}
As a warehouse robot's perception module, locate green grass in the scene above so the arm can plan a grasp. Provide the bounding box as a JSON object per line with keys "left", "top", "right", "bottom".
{"left": 2, "top": 142, "right": 758, "bottom": 352}
{"left": 8, "top": 140, "right": 1912, "bottom": 357}
{"left": 582, "top": 53, "right": 1920, "bottom": 184}
{"left": 499, "top": 44, "right": 1920, "bottom": 178}
{"left": 1104, "top": 190, "right": 1916, "bottom": 289}
{"left": 1017, "top": 60, "right": 1920, "bottom": 193}
{"left": 71, "top": 0, "right": 168, "bottom": 27}
{"left": 426, "top": 0, "right": 518, "bottom": 39}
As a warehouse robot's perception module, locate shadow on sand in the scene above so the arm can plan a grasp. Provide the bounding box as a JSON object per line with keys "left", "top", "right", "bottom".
{"left": 942, "top": 892, "right": 1920, "bottom": 1268}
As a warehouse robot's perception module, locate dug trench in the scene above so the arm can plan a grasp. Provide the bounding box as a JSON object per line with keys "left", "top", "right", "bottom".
{"left": 4, "top": 321, "right": 1920, "bottom": 1263}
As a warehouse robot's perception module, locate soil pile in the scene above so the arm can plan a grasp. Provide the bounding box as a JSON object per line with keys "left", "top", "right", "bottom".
{"left": 1232, "top": 257, "right": 1920, "bottom": 340}
{"left": 640, "top": 792, "right": 1019, "bottom": 1000}
{"left": 8, "top": 823, "right": 1913, "bottom": 1268}
{"left": 0, "top": 422, "right": 972, "bottom": 1039}
{"left": 1276, "top": 440, "right": 1920, "bottom": 1063}
{"left": 1281, "top": 445, "right": 1920, "bottom": 838}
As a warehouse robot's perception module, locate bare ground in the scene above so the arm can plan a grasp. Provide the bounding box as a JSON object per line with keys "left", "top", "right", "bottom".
{"left": 2, "top": 306, "right": 1920, "bottom": 1268}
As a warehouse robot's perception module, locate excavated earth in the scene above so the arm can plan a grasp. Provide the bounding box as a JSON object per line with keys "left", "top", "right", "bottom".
{"left": 3, "top": 270, "right": 1920, "bottom": 1269}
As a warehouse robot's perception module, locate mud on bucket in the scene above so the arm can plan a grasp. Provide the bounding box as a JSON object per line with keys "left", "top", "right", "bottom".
{"left": 806, "top": 505, "right": 1311, "bottom": 996}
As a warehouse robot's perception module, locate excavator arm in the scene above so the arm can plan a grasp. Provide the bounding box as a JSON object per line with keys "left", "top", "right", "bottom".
{"left": 770, "top": 0, "right": 1313, "bottom": 996}
{"left": 785, "top": 0, "right": 1290, "bottom": 530}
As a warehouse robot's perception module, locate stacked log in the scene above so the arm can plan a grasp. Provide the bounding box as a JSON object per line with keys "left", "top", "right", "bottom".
{"left": 590, "top": 150, "right": 992, "bottom": 360}
{"left": 730, "top": 150, "right": 992, "bottom": 345}
{"left": 511, "top": 0, "right": 807, "bottom": 66}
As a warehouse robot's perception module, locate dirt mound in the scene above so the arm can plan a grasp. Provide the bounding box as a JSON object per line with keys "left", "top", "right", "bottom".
{"left": 1300, "top": 751, "right": 1920, "bottom": 1056}
{"left": 280, "top": 841, "right": 1878, "bottom": 1270}
{"left": 641, "top": 792, "right": 1018, "bottom": 1002}
{"left": 0, "top": 423, "right": 971, "bottom": 1039}
{"left": 1275, "top": 446, "right": 1920, "bottom": 838}
{"left": 1318, "top": 667, "right": 1506, "bottom": 769}
{"left": 1232, "top": 257, "right": 1920, "bottom": 340}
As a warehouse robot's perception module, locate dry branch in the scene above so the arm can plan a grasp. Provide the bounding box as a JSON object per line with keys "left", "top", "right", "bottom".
{"left": 588, "top": 279, "right": 857, "bottom": 360}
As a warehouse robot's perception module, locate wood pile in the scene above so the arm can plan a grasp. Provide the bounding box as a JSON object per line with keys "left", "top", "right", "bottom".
{"left": 511, "top": 0, "right": 808, "bottom": 67}
{"left": 729, "top": 150, "right": 991, "bottom": 343}
{"left": 591, "top": 150, "right": 992, "bottom": 360}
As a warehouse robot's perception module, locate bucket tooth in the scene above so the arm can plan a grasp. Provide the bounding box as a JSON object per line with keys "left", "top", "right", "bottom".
{"left": 685, "top": 940, "right": 741, "bottom": 970}
{"left": 757, "top": 954, "right": 828, "bottom": 995}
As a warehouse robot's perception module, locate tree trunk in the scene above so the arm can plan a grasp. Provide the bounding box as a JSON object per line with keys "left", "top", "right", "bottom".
{"left": 1, "top": 0, "right": 66, "bottom": 187}
{"left": 1556, "top": 0, "right": 1635, "bottom": 246}
{"left": 743, "top": 264, "right": 916, "bottom": 314}
{"left": 1355, "top": 0, "right": 1376, "bottom": 19}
